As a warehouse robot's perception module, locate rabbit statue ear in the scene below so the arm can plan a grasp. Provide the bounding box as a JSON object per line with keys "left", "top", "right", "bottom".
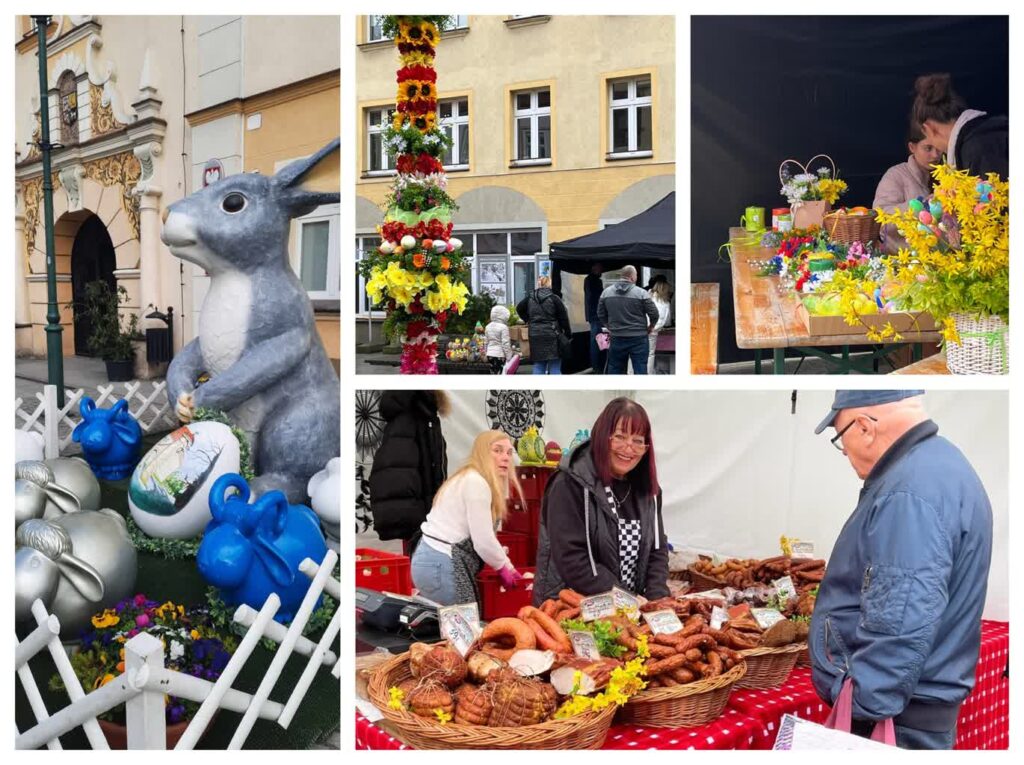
{"left": 112, "top": 399, "right": 129, "bottom": 416}
{"left": 46, "top": 484, "right": 82, "bottom": 515}
{"left": 252, "top": 537, "right": 295, "bottom": 588}
{"left": 80, "top": 397, "right": 96, "bottom": 418}
{"left": 55, "top": 553, "right": 106, "bottom": 603}
{"left": 210, "top": 473, "right": 250, "bottom": 520}
{"left": 274, "top": 138, "right": 341, "bottom": 218}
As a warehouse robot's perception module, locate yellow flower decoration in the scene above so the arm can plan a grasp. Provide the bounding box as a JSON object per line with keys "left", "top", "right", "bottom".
{"left": 387, "top": 686, "right": 406, "bottom": 711}
{"left": 93, "top": 673, "right": 116, "bottom": 690}
{"left": 412, "top": 111, "right": 437, "bottom": 133}
{"left": 817, "top": 178, "right": 848, "bottom": 205}
{"left": 91, "top": 609, "right": 120, "bottom": 629}
{"left": 433, "top": 708, "right": 452, "bottom": 725}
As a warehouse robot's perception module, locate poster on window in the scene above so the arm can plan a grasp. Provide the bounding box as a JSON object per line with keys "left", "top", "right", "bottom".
{"left": 480, "top": 283, "right": 507, "bottom": 304}
{"left": 539, "top": 260, "right": 552, "bottom": 279}
{"left": 479, "top": 261, "right": 507, "bottom": 284}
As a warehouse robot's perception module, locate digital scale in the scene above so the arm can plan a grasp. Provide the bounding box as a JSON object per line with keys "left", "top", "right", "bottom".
{"left": 355, "top": 587, "right": 441, "bottom": 652}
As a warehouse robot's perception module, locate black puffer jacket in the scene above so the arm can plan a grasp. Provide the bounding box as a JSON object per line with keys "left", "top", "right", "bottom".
{"left": 532, "top": 441, "right": 669, "bottom": 604}
{"left": 955, "top": 113, "right": 1008, "bottom": 179}
{"left": 516, "top": 288, "right": 571, "bottom": 362}
{"left": 368, "top": 391, "right": 447, "bottom": 540}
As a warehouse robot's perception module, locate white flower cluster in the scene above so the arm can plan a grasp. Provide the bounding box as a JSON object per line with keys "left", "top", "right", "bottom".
{"left": 394, "top": 172, "right": 447, "bottom": 192}
{"left": 780, "top": 172, "right": 819, "bottom": 205}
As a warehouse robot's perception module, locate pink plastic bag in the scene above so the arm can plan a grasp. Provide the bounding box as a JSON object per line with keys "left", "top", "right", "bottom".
{"left": 824, "top": 678, "right": 896, "bottom": 746}
{"left": 503, "top": 354, "right": 521, "bottom": 375}
{"left": 596, "top": 331, "right": 611, "bottom": 351}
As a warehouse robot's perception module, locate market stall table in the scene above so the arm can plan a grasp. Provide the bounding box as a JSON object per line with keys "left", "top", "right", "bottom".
{"left": 690, "top": 283, "right": 719, "bottom": 374}
{"left": 890, "top": 351, "right": 950, "bottom": 375}
{"left": 727, "top": 666, "right": 828, "bottom": 749}
{"left": 728, "top": 228, "right": 941, "bottom": 374}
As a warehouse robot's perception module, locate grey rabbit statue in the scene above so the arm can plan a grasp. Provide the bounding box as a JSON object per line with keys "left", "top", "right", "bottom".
{"left": 161, "top": 139, "right": 340, "bottom": 503}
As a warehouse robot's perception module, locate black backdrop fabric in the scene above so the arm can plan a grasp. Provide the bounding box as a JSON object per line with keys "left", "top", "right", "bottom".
{"left": 691, "top": 16, "right": 1009, "bottom": 364}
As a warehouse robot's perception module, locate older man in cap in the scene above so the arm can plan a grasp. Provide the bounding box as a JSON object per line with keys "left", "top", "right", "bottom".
{"left": 810, "top": 390, "right": 993, "bottom": 749}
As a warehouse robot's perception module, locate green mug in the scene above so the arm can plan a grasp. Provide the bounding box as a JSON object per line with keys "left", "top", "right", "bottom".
{"left": 740, "top": 206, "right": 765, "bottom": 232}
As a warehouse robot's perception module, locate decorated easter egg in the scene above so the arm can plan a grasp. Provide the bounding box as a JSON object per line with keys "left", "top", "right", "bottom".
{"left": 908, "top": 198, "right": 924, "bottom": 213}
{"left": 918, "top": 211, "right": 933, "bottom": 225}
{"left": 379, "top": 241, "right": 395, "bottom": 255}
{"left": 449, "top": 237, "right": 463, "bottom": 252}
{"left": 545, "top": 441, "right": 562, "bottom": 464}
{"left": 928, "top": 201, "right": 943, "bottom": 218}
{"left": 517, "top": 426, "right": 547, "bottom": 464}
{"left": 422, "top": 239, "right": 434, "bottom": 250}
{"left": 400, "top": 235, "right": 417, "bottom": 249}
{"left": 433, "top": 239, "right": 448, "bottom": 253}
{"left": 128, "top": 422, "right": 241, "bottom": 540}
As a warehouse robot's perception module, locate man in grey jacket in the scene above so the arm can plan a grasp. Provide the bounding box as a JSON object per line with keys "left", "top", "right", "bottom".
{"left": 597, "top": 265, "right": 659, "bottom": 374}
{"left": 810, "top": 390, "right": 993, "bottom": 750}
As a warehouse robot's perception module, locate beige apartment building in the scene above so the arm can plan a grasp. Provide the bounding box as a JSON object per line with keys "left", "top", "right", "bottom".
{"left": 355, "top": 14, "right": 675, "bottom": 336}
{"left": 14, "top": 15, "right": 340, "bottom": 375}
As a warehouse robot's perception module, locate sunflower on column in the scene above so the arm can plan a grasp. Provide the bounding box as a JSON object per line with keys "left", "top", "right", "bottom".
{"left": 360, "top": 15, "right": 470, "bottom": 374}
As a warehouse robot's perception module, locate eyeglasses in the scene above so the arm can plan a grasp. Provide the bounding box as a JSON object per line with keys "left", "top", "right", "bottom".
{"left": 610, "top": 433, "right": 648, "bottom": 452}
{"left": 830, "top": 414, "right": 878, "bottom": 451}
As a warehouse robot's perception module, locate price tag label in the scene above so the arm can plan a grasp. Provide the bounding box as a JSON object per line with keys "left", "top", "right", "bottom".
{"left": 791, "top": 541, "right": 816, "bottom": 559}
{"left": 612, "top": 587, "right": 640, "bottom": 613}
{"left": 569, "top": 630, "right": 601, "bottom": 660}
{"left": 710, "top": 606, "right": 730, "bottom": 631}
{"left": 688, "top": 589, "right": 727, "bottom": 600}
{"left": 439, "top": 607, "right": 477, "bottom": 657}
{"left": 751, "top": 607, "right": 786, "bottom": 631}
{"left": 579, "top": 592, "right": 616, "bottom": 622}
{"left": 643, "top": 609, "right": 684, "bottom": 635}
{"left": 773, "top": 576, "right": 797, "bottom": 602}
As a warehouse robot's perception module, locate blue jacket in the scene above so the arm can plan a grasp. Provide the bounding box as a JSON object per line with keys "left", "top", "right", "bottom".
{"left": 809, "top": 421, "right": 993, "bottom": 731}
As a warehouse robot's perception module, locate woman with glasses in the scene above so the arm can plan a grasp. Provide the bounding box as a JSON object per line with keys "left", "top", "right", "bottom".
{"left": 532, "top": 397, "right": 670, "bottom": 604}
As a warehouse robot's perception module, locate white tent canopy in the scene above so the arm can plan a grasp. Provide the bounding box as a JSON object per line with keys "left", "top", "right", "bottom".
{"left": 358, "top": 389, "right": 1008, "bottom": 622}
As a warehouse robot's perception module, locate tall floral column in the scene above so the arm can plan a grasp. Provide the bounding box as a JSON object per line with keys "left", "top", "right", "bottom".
{"left": 360, "top": 15, "right": 470, "bottom": 375}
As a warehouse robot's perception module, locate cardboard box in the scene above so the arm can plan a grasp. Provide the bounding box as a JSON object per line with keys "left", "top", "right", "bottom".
{"left": 508, "top": 324, "right": 530, "bottom": 358}
{"left": 796, "top": 303, "right": 935, "bottom": 337}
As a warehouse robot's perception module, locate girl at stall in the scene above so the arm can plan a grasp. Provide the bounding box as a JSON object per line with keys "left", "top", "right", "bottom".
{"left": 410, "top": 430, "right": 525, "bottom": 606}
{"left": 532, "top": 397, "right": 670, "bottom": 604}
{"left": 873, "top": 123, "right": 942, "bottom": 253}
{"left": 911, "top": 72, "right": 1008, "bottom": 179}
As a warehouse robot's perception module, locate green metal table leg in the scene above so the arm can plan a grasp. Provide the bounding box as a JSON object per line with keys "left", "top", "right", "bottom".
{"left": 913, "top": 343, "right": 923, "bottom": 362}
{"left": 841, "top": 346, "right": 850, "bottom": 375}
{"left": 773, "top": 348, "right": 785, "bottom": 374}
{"left": 755, "top": 349, "right": 762, "bottom": 375}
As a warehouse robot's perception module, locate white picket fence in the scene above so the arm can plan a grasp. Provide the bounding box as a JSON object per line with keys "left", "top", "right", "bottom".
{"left": 15, "top": 382, "right": 179, "bottom": 458}
{"left": 15, "top": 550, "right": 341, "bottom": 750}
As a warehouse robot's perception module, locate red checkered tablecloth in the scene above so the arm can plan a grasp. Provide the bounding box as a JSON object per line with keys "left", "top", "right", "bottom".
{"left": 353, "top": 621, "right": 1008, "bottom": 750}
{"left": 602, "top": 707, "right": 762, "bottom": 750}
{"left": 954, "top": 620, "right": 1009, "bottom": 750}
{"left": 727, "top": 666, "right": 828, "bottom": 749}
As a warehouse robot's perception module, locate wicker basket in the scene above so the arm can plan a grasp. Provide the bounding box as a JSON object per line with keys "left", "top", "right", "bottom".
{"left": 796, "top": 646, "right": 811, "bottom": 668}
{"left": 367, "top": 651, "right": 617, "bottom": 749}
{"left": 617, "top": 660, "right": 747, "bottom": 728}
{"left": 686, "top": 566, "right": 728, "bottom": 592}
{"left": 946, "top": 313, "right": 1009, "bottom": 375}
{"left": 735, "top": 642, "right": 806, "bottom": 689}
{"left": 824, "top": 209, "right": 881, "bottom": 245}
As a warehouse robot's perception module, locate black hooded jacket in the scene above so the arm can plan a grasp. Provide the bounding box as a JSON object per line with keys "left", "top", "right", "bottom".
{"left": 368, "top": 391, "right": 447, "bottom": 540}
{"left": 955, "top": 113, "right": 1008, "bottom": 180}
{"left": 532, "top": 441, "right": 670, "bottom": 604}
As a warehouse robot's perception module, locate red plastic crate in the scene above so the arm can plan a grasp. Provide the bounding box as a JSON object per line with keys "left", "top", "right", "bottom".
{"left": 502, "top": 497, "right": 541, "bottom": 539}
{"left": 355, "top": 548, "right": 412, "bottom": 595}
{"left": 478, "top": 566, "right": 536, "bottom": 621}
{"left": 495, "top": 531, "right": 532, "bottom": 568}
{"left": 516, "top": 465, "right": 556, "bottom": 501}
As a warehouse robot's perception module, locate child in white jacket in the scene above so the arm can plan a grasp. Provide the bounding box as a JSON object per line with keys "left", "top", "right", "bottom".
{"left": 485, "top": 305, "right": 513, "bottom": 374}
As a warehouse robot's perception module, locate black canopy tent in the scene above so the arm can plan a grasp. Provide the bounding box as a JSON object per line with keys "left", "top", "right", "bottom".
{"left": 548, "top": 191, "right": 675, "bottom": 287}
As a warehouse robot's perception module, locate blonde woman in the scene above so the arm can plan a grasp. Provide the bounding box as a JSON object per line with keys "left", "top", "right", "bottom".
{"left": 410, "top": 431, "right": 525, "bottom": 605}
{"left": 646, "top": 276, "right": 672, "bottom": 375}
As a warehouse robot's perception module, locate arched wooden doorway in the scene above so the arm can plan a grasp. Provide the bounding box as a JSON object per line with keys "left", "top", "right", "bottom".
{"left": 70, "top": 213, "right": 117, "bottom": 356}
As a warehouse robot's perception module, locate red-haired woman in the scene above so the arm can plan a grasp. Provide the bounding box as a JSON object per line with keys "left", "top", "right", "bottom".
{"left": 532, "top": 397, "right": 669, "bottom": 604}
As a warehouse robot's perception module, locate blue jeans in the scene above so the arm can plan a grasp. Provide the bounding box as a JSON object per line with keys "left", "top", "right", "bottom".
{"left": 410, "top": 541, "right": 458, "bottom": 604}
{"left": 607, "top": 336, "right": 649, "bottom": 374}
{"left": 532, "top": 358, "right": 562, "bottom": 375}
{"left": 589, "top": 320, "right": 605, "bottom": 374}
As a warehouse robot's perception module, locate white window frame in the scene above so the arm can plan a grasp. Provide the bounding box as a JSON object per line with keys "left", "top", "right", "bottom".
{"left": 439, "top": 97, "right": 470, "bottom": 170}
{"left": 365, "top": 107, "right": 395, "bottom": 176}
{"left": 355, "top": 233, "right": 382, "bottom": 317}
{"left": 607, "top": 76, "right": 653, "bottom": 159}
{"left": 511, "top": 88, "right": 551, "bottom": 166}
{"left": 451, "top": 226, "right": 547, "bottom": 305}
{"left": 294, "top": 203, "right": 340, "bottom": 301}
{"left": 367, "top": 14, "right": 468, "bottom": 42}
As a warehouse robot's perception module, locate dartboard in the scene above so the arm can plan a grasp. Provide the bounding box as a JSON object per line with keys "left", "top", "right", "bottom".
{"left": 355, "top": 390, "right": 384, "bottom": 461}
{"left": 484, "top": 390, "right": 545, "bottom": 439}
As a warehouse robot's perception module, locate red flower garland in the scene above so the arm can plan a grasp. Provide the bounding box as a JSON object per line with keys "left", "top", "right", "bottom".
{"left": 397, "top": 65, "right": 437, "bottom": 82}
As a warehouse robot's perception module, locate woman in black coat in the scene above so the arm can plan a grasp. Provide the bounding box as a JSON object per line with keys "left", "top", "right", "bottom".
{"left": 516, "top": 276, "right": 571, "bottom": 375}
{"left": 369, "top": 391, "right": 448, "bottom": 553}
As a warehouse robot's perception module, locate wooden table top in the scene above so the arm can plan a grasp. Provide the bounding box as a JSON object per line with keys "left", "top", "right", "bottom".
{"left": 728, "top": 227, "right": 942, "bottom": 349}
{"left": 690, "top": 283, "right": 719, "bottom": 374}
{"left": 890, "top": 352, "right": 949, "bottom": 375}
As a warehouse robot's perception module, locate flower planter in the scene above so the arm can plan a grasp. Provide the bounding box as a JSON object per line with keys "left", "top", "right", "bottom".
{"left": 946, "top": 313, "right": 1009, "bottom": 375}
{"left": 104, "top": 359, "right": 134, "bottom": 382}
{"left": 98, "top": 718, "right": 190, "bottom": 749}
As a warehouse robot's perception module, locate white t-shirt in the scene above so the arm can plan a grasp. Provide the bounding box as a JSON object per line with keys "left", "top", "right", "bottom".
{"left": 420, "top": 470, "right": 510, "bottom": 570}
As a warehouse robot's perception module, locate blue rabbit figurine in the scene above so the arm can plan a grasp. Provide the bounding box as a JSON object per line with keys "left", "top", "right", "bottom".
{"left": 162, "top": 139, "right": 341, "bottom": 503}
{"left": 71, "top": 398, "right": 143, "bottom": 480}
{"left": 197, "top": 473, "right": 328, "bottom": 623}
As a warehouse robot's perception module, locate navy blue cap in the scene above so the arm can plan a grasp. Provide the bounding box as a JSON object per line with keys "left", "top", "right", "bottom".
{"left": 815, "top": 390, "right": 925, "bottom": 434}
